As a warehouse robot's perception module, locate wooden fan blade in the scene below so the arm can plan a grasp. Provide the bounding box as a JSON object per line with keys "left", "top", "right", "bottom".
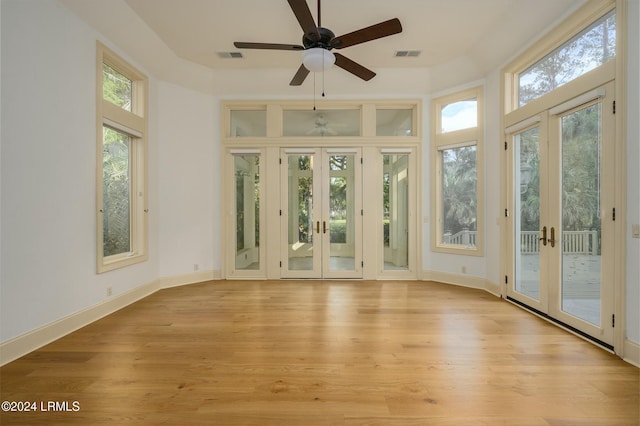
{"left": 334, "top": 53, "right": 376, "bottom": 81}
{"left": 287, "top": 0, "right": 320, "bottom": 42}
{"left": 331, "top": 18, "right": 402, "bottom": 49}
{"left": 290, "top": 64, "right": 310, "bottom": 86}
{"left": 234, "top": 42, "right": 304, "bottom": 51}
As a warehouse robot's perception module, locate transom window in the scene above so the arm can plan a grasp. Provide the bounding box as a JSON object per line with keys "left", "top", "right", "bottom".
{"left": 103, "top": 63, "right": 132, "bottom": 112}
{"left": 441, "top": 98, "right": 477, "bottom": 133}
{"left": 518, "top": 9, "right": 616, "bottom": 107}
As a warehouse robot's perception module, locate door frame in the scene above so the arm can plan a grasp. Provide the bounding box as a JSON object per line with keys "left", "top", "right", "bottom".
{"left": 505, "top": 82, "right": 617, "bottom": 348}
{"left": 279, "top": 148, "right": 363, "bottom": 279}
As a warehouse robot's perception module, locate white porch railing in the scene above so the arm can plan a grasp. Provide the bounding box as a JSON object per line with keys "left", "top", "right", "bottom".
{"left": 443, "top": 229, "right": 477, "bottom": 247}
{"left": 519, "top": 230, "right": 599, "bottom": 255}
{"left": 444, "top": 229, "right": 599, "bottom": 255}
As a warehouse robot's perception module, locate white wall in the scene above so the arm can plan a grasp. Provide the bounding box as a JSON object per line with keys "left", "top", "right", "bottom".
{"left": 156, "top": 81, "right": 218, "bottom": 278}
{"left": 0, "top": 0, "right": 159, "bottom": 342}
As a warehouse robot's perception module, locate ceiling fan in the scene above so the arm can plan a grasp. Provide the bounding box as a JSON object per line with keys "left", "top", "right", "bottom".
{"left": 233, "top": 0, "right": 402, "bottom": 86}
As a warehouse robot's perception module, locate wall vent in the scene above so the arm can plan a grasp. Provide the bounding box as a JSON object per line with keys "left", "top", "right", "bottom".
{"left": 395, "top": 50, "right": 421, "bottom": 57}
{"left": 217, "top": 51, "right": 244, "bottom": 59}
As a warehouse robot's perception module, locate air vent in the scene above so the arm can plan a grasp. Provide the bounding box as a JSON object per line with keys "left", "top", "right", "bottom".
{"left": 394, "top": 50, "right": 421, "bottom": 57}
{"left": 217, "top": 52, "right": 244, "bottom": 59}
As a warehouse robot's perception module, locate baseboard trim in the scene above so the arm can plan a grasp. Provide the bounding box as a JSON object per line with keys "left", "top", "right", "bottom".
{"left": 0, "top": 270, "right": 222, "bottom": 366}
{"left": 157, "top": 269, "right": 221, "bottom": 289}
{"left": 623, "top": 339, "right": 640, "bottom": 367}
{"left": 423, "top": 270, "right": 501, "bottom": 297}
{"left": 0, "top": 279, "right": 161, "bottom": 366}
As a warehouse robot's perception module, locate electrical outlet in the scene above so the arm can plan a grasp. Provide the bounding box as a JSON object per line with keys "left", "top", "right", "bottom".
{"left": 194, "top": 263, "right": 199, "bottom": 271}
{"left": 632, "top": 224, "right": 640, "bottom": 239}
{"left": 107, "top": 287, "right": 112, "bottom": 297}
{"left": 461, "top": 266, "right": 467, "bottom": 274}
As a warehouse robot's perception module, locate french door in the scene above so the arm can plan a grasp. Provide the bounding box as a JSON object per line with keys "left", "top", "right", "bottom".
{"left": 508, "top": 82, "right": 615, "bottom": 347}
{"left": 281, "top": 148, "right": 362, "bottom": 278}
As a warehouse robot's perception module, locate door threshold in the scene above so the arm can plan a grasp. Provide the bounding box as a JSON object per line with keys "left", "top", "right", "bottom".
{"left": 506, "top": 296, "right": 614, "bottom": 352}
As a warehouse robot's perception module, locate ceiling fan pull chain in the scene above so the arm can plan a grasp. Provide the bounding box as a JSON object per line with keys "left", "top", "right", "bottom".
{"left": 322, "top": 49, "right": 326, "bottom": 98}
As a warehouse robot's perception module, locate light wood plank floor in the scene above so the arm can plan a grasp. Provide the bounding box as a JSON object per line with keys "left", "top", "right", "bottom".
{"left": 1, "top": 280, "right": 638, "bottom": 425}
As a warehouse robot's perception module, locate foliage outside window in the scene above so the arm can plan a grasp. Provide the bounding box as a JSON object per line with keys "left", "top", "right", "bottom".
{"left": 518, "top": 9, "right": 616, "bottom": 107}
{"left": 432, "top": 87, "right": 483, "bottom": 255}
{"left": 103, "top": 127, "right": 131, "bottom": 257}
{"left": 97, "top": 42, "right": 148, "bottom": 273}
{"left": 440, "top": 145, "right": 477, "bottom": 248}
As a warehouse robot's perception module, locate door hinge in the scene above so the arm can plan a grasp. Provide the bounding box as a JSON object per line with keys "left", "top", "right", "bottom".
{"left": 361, "top": 261, "right": 364, "bottom": 267}
{"left": 279, "top": 261, "right": 282, "bottom": 267}
{"left": 505, "top": 209, "right": 509, "bottom": 217}
{"left": 613, "top": 100, "right": 616, "bottom": 114}
{"left": 505, "top": 275, "right": 508, "bottom": 284}
{"left": 279, "top": 209, "right": 282, "bottom": 216}
{"left": 504, "top": 141, "right": 508, "bottom": 151}
{"left": 361, "top": 209, "right": 363, "bottom": 216}
{"left": 612, "top": 314, "right": 615, "bottom": 328}
{"left": 279, "top": 158, "right": 282, "bottom": 164}
{"left": 361, "top": 158, "right": 363, "bottom": 164}
{"left": 612, "top": 207, "right": 616, "bottom": 221}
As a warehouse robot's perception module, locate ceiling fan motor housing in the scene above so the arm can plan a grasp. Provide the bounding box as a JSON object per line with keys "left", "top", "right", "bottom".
{"left": 303, "top": 27, "right": 336, "bottom": 49}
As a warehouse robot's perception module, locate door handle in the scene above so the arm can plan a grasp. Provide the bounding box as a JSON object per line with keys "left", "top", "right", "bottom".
{"left": 323, "top": 221, "right": 327, "bottom": 234}
{"left": 539, "top": 226, "right": 547, "bottom": 246}
{"left": 316, "top": 221, "right": 320, "bottom": 234}
{"left": 548, "top": 227, "right": 556, "bottom": 248}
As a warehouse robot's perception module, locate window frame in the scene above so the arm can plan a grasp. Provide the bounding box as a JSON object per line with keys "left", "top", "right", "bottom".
{"left": 431, "top": 86, "right": 484, "bottom": 256}
{"left": 96, "top": 42, "right": 148, "bottom": 273}
{"left": 503, "top": 0, "right": 617, "bottom": 115}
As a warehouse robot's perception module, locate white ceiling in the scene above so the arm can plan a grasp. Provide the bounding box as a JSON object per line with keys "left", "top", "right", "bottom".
{"left": 58, "top": 0, "right": 586, "bottom": 94}
{"left": 122, "top": 0, "right": 584, "bottom": 73}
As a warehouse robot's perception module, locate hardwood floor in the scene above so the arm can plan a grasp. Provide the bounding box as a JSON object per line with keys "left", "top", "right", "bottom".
{"left": 1, "top": 280, "right": 638, "bottom": 425}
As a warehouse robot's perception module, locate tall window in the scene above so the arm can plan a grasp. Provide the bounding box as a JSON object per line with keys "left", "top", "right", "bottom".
{"left": 432, "top": 87, "right": 484, "bottom": 255}
{"left": 97, "top": 42, "right": 148, "bottom": 273}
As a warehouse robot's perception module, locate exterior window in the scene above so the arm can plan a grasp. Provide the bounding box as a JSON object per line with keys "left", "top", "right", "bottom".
{"left": 432, "top": 86, "right": 483, "bottom": 255}
{"left": 376, "top": 109, "right": 413, "bottom": 136}
{"left": 103, "top": 63, "right": 132, "bottom": 112}
{"left": 518, "top": 9, "right": 616, "bottom": 106}
{"left": 234, "top": 155, "right": 261, "bottom": 270}
{"left": 283, "top": 109, "right": 360, "bottom": 137}
{"left": 230, "top": 110, "right": 266, "bottom": 137}
{"left": 441, "top": 98, "right": 477, "bottom": 133}
{"left": 103, "top": 127, "right": 131, "bottom": 257}
{"left": 439, "top": 144, "right": 477, "bottom": 248}
{"left": 97, "top": 42, "right": 148, "bottom": 273}
{"left": 383, "top": 154, "right": 409, "bottom": 269}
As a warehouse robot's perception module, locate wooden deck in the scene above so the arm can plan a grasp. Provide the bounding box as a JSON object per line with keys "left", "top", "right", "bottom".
{"left": 1, "top": 280, "right": 638, "bottom": 425}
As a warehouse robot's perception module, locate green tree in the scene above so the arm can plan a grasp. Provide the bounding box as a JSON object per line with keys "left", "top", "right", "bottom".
{"left": 519, "top": 12, "right": 615, "bottom": 105}
{"left": 103, "top": 127, "right": 130, "bottom": 256}
{"left": 442, "top": 146, "right": 477, "bottom": 235}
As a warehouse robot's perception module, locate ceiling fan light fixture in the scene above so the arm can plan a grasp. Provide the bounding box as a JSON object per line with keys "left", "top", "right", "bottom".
{"left": 302, "top": 47, "right": 335, "bottom": 72}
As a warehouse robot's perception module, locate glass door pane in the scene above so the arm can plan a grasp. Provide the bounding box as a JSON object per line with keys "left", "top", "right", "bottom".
{"left": 560, "top": 103, "right": 602, "bottom": 326}
{"left": 281, "top": 149, "right": 361, "bottom": 279}
{"left": 383, "top": 154, "right": 409, "bottom": 270}
{"left": 514, "top": 126, "right": 541, "bottom": 301}
{"left": 286, "top": 153, "right": 318, "bottom": 272}
{"left": 234, "top": 155, "right": 260, "bottom": 270}
{"left": 327, "top": 154, "right": 356, "bottom": 273}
